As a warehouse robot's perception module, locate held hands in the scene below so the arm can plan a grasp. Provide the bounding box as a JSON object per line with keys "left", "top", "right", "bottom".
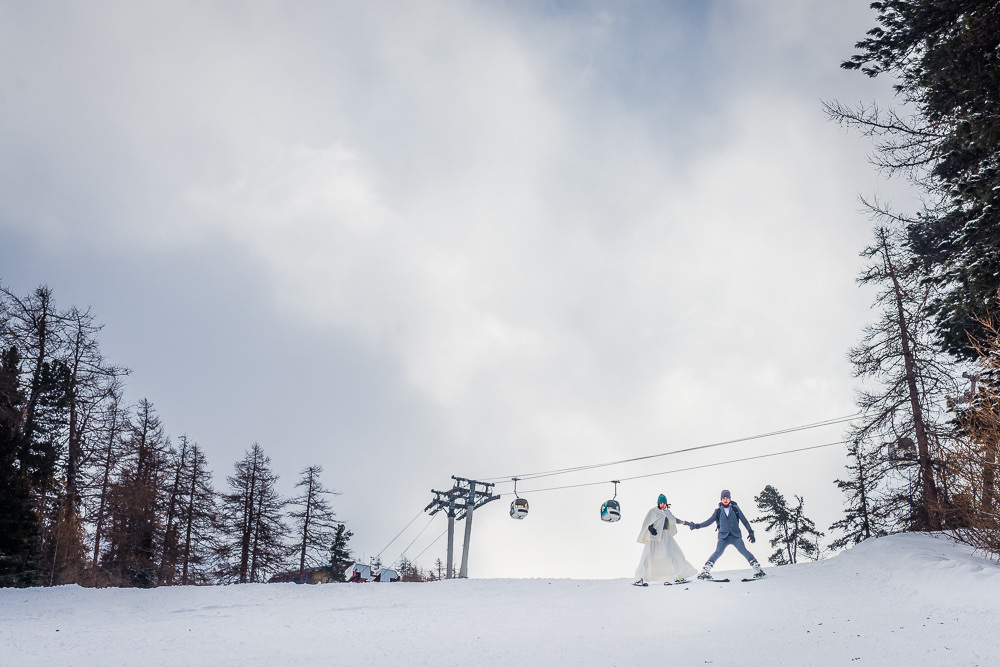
{"left": 648, "top": 525, "right": 658, "bottom": 536}
{"left": 688, "top": 522, "right": 698, "bottom": 530}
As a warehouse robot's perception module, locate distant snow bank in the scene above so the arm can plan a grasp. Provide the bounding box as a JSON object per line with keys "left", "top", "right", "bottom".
{"left": 2, "top": 533, "right": 998, "bottom": 667}
{"left": 828, "top": 532, "right": 1000, "bottom": 603}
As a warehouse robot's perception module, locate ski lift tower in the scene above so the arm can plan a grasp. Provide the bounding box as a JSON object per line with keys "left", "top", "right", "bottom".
{"left": 424, "top": 476, "right": 499, "bottom": 579}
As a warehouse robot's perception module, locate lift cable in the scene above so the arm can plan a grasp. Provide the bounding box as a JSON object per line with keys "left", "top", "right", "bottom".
{"left": 374, "top": 414, "right": 858, "bottom": 569}
{"left": 413, "top": 528, "right": 449, "bottom": 565}
{"left": 498, "top": 439, "right": 848, "bottom": 496}
{"left": 481, "top": 412, "right": 858, "bottom": 484}
{"left": 391, "top": 513, "right": 440, "bottom": 569}
{"left": 374, "top": 506, "right": 427, "bottom": 560}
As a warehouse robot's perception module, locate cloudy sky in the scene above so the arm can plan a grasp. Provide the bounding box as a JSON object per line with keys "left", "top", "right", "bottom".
{"left": 0, "top": 1, "right": 911, "bottom": 578}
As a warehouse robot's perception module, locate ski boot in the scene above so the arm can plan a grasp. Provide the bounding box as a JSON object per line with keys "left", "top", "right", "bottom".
{"left": 696, "top": 561, "right": 714, "bottom": 580}
{"left": 750, "top": 560, "right": 766, "bottom": 579}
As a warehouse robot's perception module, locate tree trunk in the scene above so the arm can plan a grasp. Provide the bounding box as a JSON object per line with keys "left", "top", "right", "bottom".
{"left": 882, "top": 232, "right": 942, "bottom": 530}
{"left": 298, "top": 475, "right": 314, "bottom": 582}
{"left": 181, "top": 447, "right": 198, "bottom": 586}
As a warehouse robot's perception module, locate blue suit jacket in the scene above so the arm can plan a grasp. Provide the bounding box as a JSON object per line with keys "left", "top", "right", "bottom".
{"left": 692, "top": 501, "right": 754, "bottom": 539}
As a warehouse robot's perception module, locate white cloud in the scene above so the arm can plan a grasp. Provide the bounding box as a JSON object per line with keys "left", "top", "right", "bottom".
{"left": 0, "top": 0, "right": 901, "bottom": 576}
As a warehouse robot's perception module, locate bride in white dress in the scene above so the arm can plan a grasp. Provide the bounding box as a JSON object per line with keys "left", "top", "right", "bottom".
{"left": 634, "top": 493, "right": 698, "bottom": 584}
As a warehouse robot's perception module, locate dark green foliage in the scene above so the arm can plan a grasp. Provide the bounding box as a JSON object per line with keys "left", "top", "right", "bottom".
{"left": 753, "top": 485, "right": 824, "bottom": 565}
{"left": 328, "top": 522, "right": 354, "bottom": 582}
{"left": 0, "top": 347, "right": 42, "bottom": 587}
{"left": 0, "top": 326, "right": 70, "bottom": 587}
{"left": 829, "top": 440, "right": 891, "bottom": 550}
{"left": 842, "top": 1, "right": 1000, "bottom": 359}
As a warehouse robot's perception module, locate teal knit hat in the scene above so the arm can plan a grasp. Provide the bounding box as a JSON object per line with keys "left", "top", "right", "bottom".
{"left": 657, "top": 494, "right": 667, "bottom": 506}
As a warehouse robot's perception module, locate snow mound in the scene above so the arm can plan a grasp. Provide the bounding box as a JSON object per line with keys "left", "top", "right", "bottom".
{"left": 2, "top": 533, "right": 998, "bottom": 666}
{"left": 823, "top": 533, "right": 1000, "bottom": 603}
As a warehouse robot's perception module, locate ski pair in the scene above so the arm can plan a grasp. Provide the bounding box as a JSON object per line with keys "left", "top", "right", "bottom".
{"left": 633, "top": 577, "right": 701, "bottom": 586}
{"left": 701, "top": 574, "right": 767, "bottom": 583}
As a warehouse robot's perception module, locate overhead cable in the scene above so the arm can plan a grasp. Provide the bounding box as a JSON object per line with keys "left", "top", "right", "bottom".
{"left": 502, "top": 440, "right": 848, "bottom": 495}
{"left": 375, "top": 506, "right": 426, "bottom": 560}
{"left": 483, "top": 413, "right": 858, "bottom": 484}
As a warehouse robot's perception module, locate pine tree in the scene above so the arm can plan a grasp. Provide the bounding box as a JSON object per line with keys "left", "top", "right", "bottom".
{"left": 0, "top": 285, "right": 73, "bottom": 586}
{"left": 837, "top": 1, "right": 1000, "bottom": 360}
{"left": 829, "top": 440, "right": 890, "bottom": 550}
{"left": 289, "top": 465, "right": 340, "bottom": 584}
{"left": 753, "top": 485, "right": 824, "bottom": 565}
{"left": 0, "top": 346, "right": 43, "bottom": 587}
{"left": 328, "top": 523, "right": 354, "bottom": 583}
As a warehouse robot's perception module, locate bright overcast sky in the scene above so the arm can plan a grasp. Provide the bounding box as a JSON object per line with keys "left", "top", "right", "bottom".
{"left": 0, "top": 1, "right": 910, "bottom": 578}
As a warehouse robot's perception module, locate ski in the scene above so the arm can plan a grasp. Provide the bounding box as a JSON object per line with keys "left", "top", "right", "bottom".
{"left": 632, "top": 580, "right": 649, "bottom": 587}
{"left": 663, "top": 579, "right": 693, "bottom": 586}
{"left": 698, "top": 577, "right": 730, "bottom": 583}
{"left": 740, "top": 576, "right": 767, "bottom": 582}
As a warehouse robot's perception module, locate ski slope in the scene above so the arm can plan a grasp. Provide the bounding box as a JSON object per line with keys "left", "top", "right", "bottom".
{"left": 2, "top": 533, "right": 998, "bottom": 666}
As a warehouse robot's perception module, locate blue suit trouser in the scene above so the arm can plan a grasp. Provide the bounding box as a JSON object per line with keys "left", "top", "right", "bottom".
{"left": 707, "top": 534, "right": 757, "bottom": 564}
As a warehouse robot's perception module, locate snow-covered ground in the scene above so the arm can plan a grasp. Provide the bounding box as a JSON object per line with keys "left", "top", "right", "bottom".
{"left": 2, "top": 534, "right": 998, "bottom": 666}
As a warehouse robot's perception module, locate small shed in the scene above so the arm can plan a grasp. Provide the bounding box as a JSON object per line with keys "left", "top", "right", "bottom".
{"left": 345, "top": 563, "right": 372, "bottom": 583}
{"left": 373, "top": 568, "right": 399, "bottom": 582}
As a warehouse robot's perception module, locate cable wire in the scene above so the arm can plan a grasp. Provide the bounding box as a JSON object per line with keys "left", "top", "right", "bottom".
{"left": 414, "top": 529, "right": 448, "bottom": 562}
{"left": 375, "top": 506, "right": 426, "bottom": 560}
{"left": 392, "top": 514, "right": 439, "bottom": 567}
{"left": 482, "top": 413, "right": 857, "bottom": 483}
{"left": 499, "top": 440, "right": 848, "bottom": 495}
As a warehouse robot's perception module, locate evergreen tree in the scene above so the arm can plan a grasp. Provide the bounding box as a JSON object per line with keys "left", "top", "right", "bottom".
{"left": 328, "top": 523, "right": 354, "bottom": 583}
{"left": 1, "top": 284, "right": 126, "bottom": 585}
{"left": 753, "top": 485, "right": 824, "bottom": 565}
{"left": 289, "top": 465, "right": 340, "bottom": 583}
{"left": 838, "top": 1, "right": 1000, "bottom": 360}
{"left": 0, "top": 346, "right": 43, "bottom": 587}
{"left": 829, "top": 440, "right": 890, "bottom": 550}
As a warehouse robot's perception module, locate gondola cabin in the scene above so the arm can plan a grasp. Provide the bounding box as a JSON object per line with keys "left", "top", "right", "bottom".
{"left": 600, "top": 499, "right": 621, "bottom": 522}
{"left": 510, "top": 497, "right": 529, "bottom": 519}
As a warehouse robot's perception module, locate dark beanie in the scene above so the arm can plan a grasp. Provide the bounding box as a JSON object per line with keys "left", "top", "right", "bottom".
{"left": 720, "top": 489, "right": 731, "bottom": 499}
{"left": 657, "top": 494, "right": 667, "bottom": 506}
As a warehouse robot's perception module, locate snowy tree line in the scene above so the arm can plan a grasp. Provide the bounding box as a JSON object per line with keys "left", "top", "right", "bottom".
{"left": 825, "top": 0, "right": 1000, "bottom": 558}
{"left": 0, "top": 284, "right": 365, "bottom": 588}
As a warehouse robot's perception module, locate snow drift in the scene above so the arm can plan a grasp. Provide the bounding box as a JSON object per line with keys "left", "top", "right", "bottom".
{"left": 2, "top": 533, "right": 998, "bottom": 666}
